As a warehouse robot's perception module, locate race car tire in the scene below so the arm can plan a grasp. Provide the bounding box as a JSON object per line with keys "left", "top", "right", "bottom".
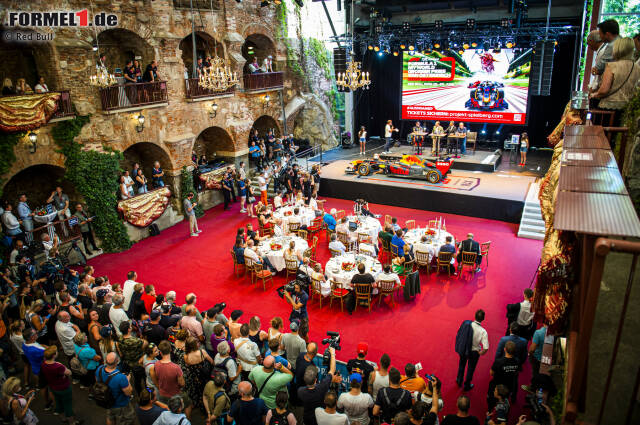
{"left": 358, "top": 163, "right": 371, "bottom": 176}
{"left": 497, "top": 89, "right": 504, "bottom": 99}
{"left": 426, "top": 169, "right": 442, "bottom": 184}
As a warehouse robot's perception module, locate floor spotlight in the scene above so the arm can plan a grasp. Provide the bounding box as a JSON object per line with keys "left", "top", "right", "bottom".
{"left": 294, "top": 0, "right": 303, "bottom": 6}
{"left": 260, "top": 0, "right": 269, "bottom": 7}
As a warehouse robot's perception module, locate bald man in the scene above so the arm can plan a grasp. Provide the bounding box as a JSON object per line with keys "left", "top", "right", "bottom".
{"left": 457, "top": 232, "right": 482, "bottom": 273}
{"left": 228, "top": 381, "right": 268, "bottom": 425}
{"left": 248, "top": 355, "right": 293, "bottom": 409}
{"left": 96, "top": 352, "right": 135, "bottom": 425}
{"left": 55, "top": 311, "right": 79, "bottom": 358}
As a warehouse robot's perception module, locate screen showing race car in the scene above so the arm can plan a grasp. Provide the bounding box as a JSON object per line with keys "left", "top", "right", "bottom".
{"left": 401, "top": 48, "right": 532, "bottom": 124}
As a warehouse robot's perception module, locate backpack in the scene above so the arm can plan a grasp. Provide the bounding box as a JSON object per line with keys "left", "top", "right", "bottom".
{"left": 268, "top": 408, "right": 291, "bottom": 425}
{"left": 70, "top": 347, "right": 88, "bottom": 376}
{"left": 92, "top": 365, "right": 118, "bottom": 408}
{"left": 455, "top": 320, "right": 473, "bottom": 357}
{"left": 212, "top": 357, "right": 233, "bottom": 391}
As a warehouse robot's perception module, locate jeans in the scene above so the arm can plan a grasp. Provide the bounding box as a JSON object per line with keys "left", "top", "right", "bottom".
{"left": 384, "top": 137, "right": 392, "bottom": 152}
{"left": 260, "top": 256, "right": 277, "bottom": 272}
{"left": 154, "top": 179, "right": 165, "bottom": 188}
{"left": 461, "top": 138, "right": 467, "bottom": 154}
{"left": 457, "top": 350, "right": 480, "bottom": 387}
{"left": 82, "top": 230, "right": 98, "bottom": 252}
{"left": 137, "top": 185, "right": 147, "bottom": 194}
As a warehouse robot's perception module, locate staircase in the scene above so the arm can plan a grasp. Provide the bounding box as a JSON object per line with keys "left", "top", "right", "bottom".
{"left": 518, "top": 181, "right": 545, "bottom": 240}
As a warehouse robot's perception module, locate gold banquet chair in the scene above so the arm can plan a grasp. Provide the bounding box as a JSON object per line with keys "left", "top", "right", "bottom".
{"left": 329, "top": 280, "right": 349, "bottom": 312}
{"left": 459, "top": 251, "right": 479, "bottom": 276}
{"left": 415, "top": 250, "right": 431, "bottom": 275}
{"left": 231, "top": 249, "right": 245, "bottom": 277}
{"left": 310, "top": 275, "right": 325, "bottom": 308}
{"left": 377, "top": 279, "right": 398, "bottom": 307}
{"left": 285, "top": 258, "right": 299, "bottom": 281}
{"left": 405, "top": 220, "right": 416, "bottom": 230}
{"left": 480, "top": 241, "right": 491, "bottom": 267}
{"left": 354, "top": 283, "right": 372, "bottom": 313}
{"left": 436, "top": 251, "right": 454, "bottom": 276}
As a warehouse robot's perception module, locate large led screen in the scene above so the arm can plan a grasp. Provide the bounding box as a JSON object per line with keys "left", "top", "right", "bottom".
{"left": 401, "top": 49, "right": 532, "bottom": 124}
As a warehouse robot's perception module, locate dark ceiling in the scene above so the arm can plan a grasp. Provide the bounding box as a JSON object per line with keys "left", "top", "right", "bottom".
{"left": 356, "top": 0, "right": 581, "bottom": 13}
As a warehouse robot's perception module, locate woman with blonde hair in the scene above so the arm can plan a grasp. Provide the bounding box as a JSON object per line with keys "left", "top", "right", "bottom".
{"left": 248, "top": 316, "right": 268, "bottom": 353}
{"left": 2, "top": 78, "right": 15, "bottom": 96}
{"left": 591, "top": 37, "right": 640, "bottom": 123}
{"left": 3, "top": 377, "right": 38, "bottom": 425}
{"left": 268, "top": 316, "right": 283, "bottom": 342}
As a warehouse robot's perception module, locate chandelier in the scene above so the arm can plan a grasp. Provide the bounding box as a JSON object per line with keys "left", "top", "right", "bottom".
{"left": 89, "top": 67, "right": 116, "bottom": 87}
{"left": 337, "top": 60, "right": 371, "bottom": 91}
{"left": 198, "top": 55, "right": 239, "bottom": 92}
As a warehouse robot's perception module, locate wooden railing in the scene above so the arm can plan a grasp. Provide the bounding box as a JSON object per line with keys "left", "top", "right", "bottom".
{"left": 243, "top": 72, "right": 284, "bottom": 91}
{"left": 99, "top": 81, "right": 168, "bottom": 112}
{"left": 52, "top": 90, "right": 75, "bottom": 119}
{"left": 184, "top": 78, "right": 235, "bottom": 99}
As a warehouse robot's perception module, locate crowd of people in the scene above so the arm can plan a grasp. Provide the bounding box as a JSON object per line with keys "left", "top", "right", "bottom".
{"left": 2, "top": 76, "right": 50, "bottom": 96}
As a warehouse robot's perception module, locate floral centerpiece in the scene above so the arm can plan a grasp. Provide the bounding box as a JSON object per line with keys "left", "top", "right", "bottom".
{"left": 34, "top": 206, "right": 50, "bottom": 217}
{"left": 284, "top": 210, "right": 292, "bottom": 216}
{"left": 425, "top": 229, "right": 436, "bottom": 236}
{"left": 341, "top": 262, "right": 355, "bottom": 271}
{"left": 270, "top": 242, "right": 282, "bottom": 251}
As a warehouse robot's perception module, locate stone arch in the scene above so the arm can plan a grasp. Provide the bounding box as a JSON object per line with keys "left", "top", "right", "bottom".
{"left": 122, "top": 142, "right": 174, "bottom": 189}
{"left": 241, "top": 34, "right": 276, "bottom": 74}
{"left": 94, "top": 28, "right": 156, "bottom": 72}
{"left": 241, "top": 24, "right": 276, "bottom": 46}
{"left": 179, "top": 31, "right": 225, "bottom": 77}
{"left": 286, "top": 94, "right": 338, "bottom": 150}
{"left": 251, "top": 115, "right": 282, "bottom": 143}
{"left": 1, "top": 164, "right": 78, "bottom": 208}
{"left": 0, "top": 29, "right": 60, "bottom": 91}
{"left": 194, "top": 126, "right": 236, "bottom": 162}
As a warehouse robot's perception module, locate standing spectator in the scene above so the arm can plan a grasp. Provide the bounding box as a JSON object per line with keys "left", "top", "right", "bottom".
{"left": 73, "top": 332, "right": 101, "bottom": 388}
{"left": 152, "top": 161, "right": 165, "bottom": 188}
{"left": 21, "top": 328, "right": 46, "bottom": 383}
{"left": 441, "top": 396, "right": 480, "bottom": 425}
{"left": 203, "top": 371, "right": 231, "bottom": 424}
{"left": 487, "top": 341, "right": 519, "bottom": 410}
{"left": 316, "top": 391, "right": 348, "bottom": 425}
{"left": 73, "top": 203, "right": 99, "bottom": 255}
{"left": 222, "top": 173, "right": 233, "bottom": 211}
{"left": 3, "top": 377, "right": 38, "bottom": 425}
{"left": 135, "top": 387, "right": 168, "bottom": 425}
{"left": 593, "top": 19, "right": 620, "bottom": 77}
{"left": 49, "top": 186, "right": 70, "bottom": 220}
{"left": 515, "top": 288, "right": 535, "bottom": 339}
{"left": 149, "top": 395, "right": 191, "bottom": 425}
{"left": 249, "top": 141, "right": 263, "bottom": 171}
{"left": 144, "top": 311, "right": 166, "bottom": 346}
{"left": 95, "top": 352, "right": 135, "bottom": 425}
{"left": 234, "top": 324, "right": 261, "bottom": 381}
{"left": 2, "top": 78, "right": 15, "bottom": 95}
{"left": 17, "top": 194, "right": 34, "bottom": 243}
{"left": 338, "top": 373, "right": 374, "bottom": 425}
{"left": 135, "top": 169, "right": 148, "bottom": 194}
{"left": 282, "top": 321, "right": 306, "bottom": 372}
{"left": 486, "top": 385, "right": 510, "bottom": 425}
{"left": 40, "top": 346, "right": 80, "bottom": 425}
{"left": 183, "top": 337, "right": 213, "bottom": 411}
{"left": 109, "top": 295, "right": 129, "bottom": 337}
{"left": 456, "top": 309, "right": 489, "bottom": 391}
{"left": 34, "top": 76, "right": 49, "bottom": 93}
{"left": 123, "top": 170, "right": 135, "bottom": 197}
{"left": 117, "top": 321, "right": 147, "bottom": 393}
{"left": 238, "top": 177, "right": 247, "bottom": 213}
{"left": 180, "top": 306, "right": 204, "bottom": 342}
{"left": 141, "top": 285, "right": 157, "bottom": 316}
{"left": 1, "top": 203, "right": 23, "bottom": 239}
{"left": 248, "top": 355, "right": 293, "bottom": 409}
{"left": 372, "top": 367, "right": 412, "bottom": 424}
{"left": 122, "top": 271, "right": 139, "bottom": 311}
{"left": 456, "top": 122, "right": 468, "bottom": 155}
{"left": 55, "top": 311, "right": 79, "bottom": 360}
{"left": 258, "top": 171, "right": 269, "bottom": 206}
{"left": 133, "top": 60, "right": 143, "bottom": 83}
{"left": 124, "top": 60, "right": 136, "bottom": 83}
{"left": 522, "top": 324, "right": 548, "bottom": 393}
{"left": 297, "top": 345, "right": 336, "bottom": 425}
{"left": 368, "top": 353, "right": 391, "bottom": 400}
{"left": 153, "top": 341, "right": 191, "bottom": 417}
{"left": 495, "top": 322, "right": 528, "bottom": 367}
{"left": 143, "top": 60, "right": 158, "bottom": 82}
{"left": 214, "top": 341, "right": 240, "bottom": 395}
{"left": 265, "top": 391, "right": 295, "bottom": 425}
{"left": 183, "top": 192, "right": 201, "bottom": 237}
{"left": 228, "top": 381, "right": 268, "bottom": 425}
{"left": 347, "top": 342, "right": 375, "bottom": 394}
{"left": 400, "top": 363, "right": 427, "bottom": 393}
{"left": 202, "top": 308, "right": 220, "bottom": 352}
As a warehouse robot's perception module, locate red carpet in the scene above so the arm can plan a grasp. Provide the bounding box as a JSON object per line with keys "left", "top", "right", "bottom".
{"left": 89, "top": 197, "right": 542, "bottom": 419}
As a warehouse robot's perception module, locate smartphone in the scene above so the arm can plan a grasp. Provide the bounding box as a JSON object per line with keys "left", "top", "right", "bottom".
{"left": 45, "top": 314, "right": 51, "bottom": 319}
{"left": 415, "top": 362, "right": 423, "bottom": 372}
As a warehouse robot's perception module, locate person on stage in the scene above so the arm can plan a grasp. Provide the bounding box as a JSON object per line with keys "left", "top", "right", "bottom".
{"left": 431, "top": 121, "right": 444, "bottom": 155}
{"left": 445, "top": 121, "right": 457, "bottom": 154}
{"left": 519, "top": 132, "right": 529, "bottom": 166}
{"left": 412, "top": 121, "right": 425, "bottom": 155}
{"left": 456, "top": 122, "right": 468, "bottom": 155}
{"left": 384, "top": 120, "right": 399, "bottom": 153}
{"left": 358, "top": 126, "right": 367, "bottom": 155}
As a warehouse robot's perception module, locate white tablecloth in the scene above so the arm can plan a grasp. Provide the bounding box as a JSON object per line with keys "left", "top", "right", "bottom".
{"left": 403, "top": 227, "right": 455, "bottom": 262}
{"left": 344, "top": 215, "right": 383, "bottom": 240}
{"left": 273, "top": 206, "right": 316, "bottom": 231}
{"left": 325, "top": 253, "right": 383, "bottom": 289}
{"left": 257, "top": 236, "right": 308, "bottom": 272}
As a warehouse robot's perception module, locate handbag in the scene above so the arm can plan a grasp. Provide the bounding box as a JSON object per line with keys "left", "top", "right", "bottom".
{"left": 70, "top": 348, "right": 88, "bottom": 375}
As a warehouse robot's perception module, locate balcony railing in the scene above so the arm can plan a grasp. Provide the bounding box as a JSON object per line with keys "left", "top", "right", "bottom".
{"left": 185, "top": 78, "right": 235, "bottom": 99}
{"left": 173, "top": 0, "right": 220, "bottom": 9}
{"left": 52, "top": 90, "right": 75, "bottom": 119}
{"left": 99, "top": 81, "right": 168, "bottom": 112}
{"left": 243, "top": 72, "right": 284, "bottom": 92}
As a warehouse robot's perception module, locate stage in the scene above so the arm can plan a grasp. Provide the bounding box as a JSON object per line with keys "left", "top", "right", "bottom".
{"left": 318, "top": 159, "right": 536, "bottom": 223}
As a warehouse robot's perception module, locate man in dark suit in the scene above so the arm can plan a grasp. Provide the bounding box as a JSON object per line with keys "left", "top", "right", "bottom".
{"left": 457, "top": 232, "right": 482, "bottom": 273}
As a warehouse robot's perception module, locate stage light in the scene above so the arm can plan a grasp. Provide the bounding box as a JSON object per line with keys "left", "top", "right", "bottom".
{"left": 501, "top": 18, "right": 510, "bottom": 28}
{"left": 433, "top": 42, "right": 440, "bottom": 49}
{"left": 368, "top": 45, "right": 373, "bottom": 50}
{"left": 374, "top": 46, "right": 380, "bottom": 52}
{"left": 274, "top": 0, "right": 281, "bottom": 4}
{"left": 402, "top": 21, "right": 411, "bottom": 32}
{"left": 466, "top": 18, "right": 475, "bottom": 29}
{"left": 408, "top": 45, "right": 414, "bottom": 51}
{"left": 393, "top": 51, "right": 398, "bottom": 56}
{"left": 471, "top": 42, "right": 478, "bottom": 48}
{"left": 481, "top": 130, "right": 486, "bottom": 134}
{"left": 506, "top": 41, "right": 514, "bottom": 48}
{"left": 434, "top": 20, "right": 443, "bottom": 30}
{"left": 378, "top": 52, "right": 383, "bottom": 57}
{"left": 458, "top": 50, "right": 464, "bottom": 55}
{"left": 496, "top": 130, "right": 500, "bottom": 135}
{"left": 463, "top": 43, "right": 470, "bottom": 50}
{"left": 400, "top": 43, "right": 406, "bottom": 50}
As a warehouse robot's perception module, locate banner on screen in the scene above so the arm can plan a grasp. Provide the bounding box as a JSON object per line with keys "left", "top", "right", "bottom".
{"left": 401, "top": 49, "right": 532, "bottom": 124}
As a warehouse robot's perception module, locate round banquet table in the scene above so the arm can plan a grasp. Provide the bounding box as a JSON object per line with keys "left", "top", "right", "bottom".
{"left": 256, "top": 235, "right": 308, "bottom": 272}
{"left": 273, "top": 205, "right": 316, "bottom": 230}
{"left": 403, "top": 227, "right": 455, "bottom": 262}
{"left": 345, "top": 215, "right": 383, "bottom": 240}
{"left": 325, "top": 252, "right": 383, "bottom": 290}
{"left": 34, "top": 211, "right": 59, "bottom": 240}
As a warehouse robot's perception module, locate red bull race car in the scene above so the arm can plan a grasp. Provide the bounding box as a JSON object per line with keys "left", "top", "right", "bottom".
{"left": 346, "top": 154, "right": 454, "bottom": 184}
{"left": 465, "top": 81, "right": 508, "bottom": 110}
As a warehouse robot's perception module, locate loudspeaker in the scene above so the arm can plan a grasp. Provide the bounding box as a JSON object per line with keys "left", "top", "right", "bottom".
{"left": 149, "top": 223, "right": 161, "bottom": 236}
{"left": 334, "top": 47, "right": 349, "bottom": 92}
{"left": 530, "top": 40, "right": 555, "bottom": 96}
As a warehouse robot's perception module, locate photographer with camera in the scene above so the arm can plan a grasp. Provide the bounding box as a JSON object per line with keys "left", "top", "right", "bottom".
{"left": 298, "top": 345, "right": 339, "bottom": 425}
{"left": 284, "top": 281, "right": 308, "bottom": 323}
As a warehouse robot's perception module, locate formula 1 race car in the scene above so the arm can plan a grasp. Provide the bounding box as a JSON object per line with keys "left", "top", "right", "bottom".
{"left": 465, "top": 81, "right": 508, "bottom": 110}
{"left": 346, "top": 154, "right": 454, "bottom": 184}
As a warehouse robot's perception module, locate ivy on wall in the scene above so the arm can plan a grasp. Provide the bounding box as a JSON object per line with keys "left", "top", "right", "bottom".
{"left": 52, "top": 116, "right": 132, "bottom": 253}
{"left": 308, "top": 37, "right": 332, "bottom": 81}
{"left": 180, "top": 166, "right": 204, "bottom": 218}
{"left": 578, "top": 0, "right": 595, "bottom": 89}
{"left": 0, "top": 132, "right": 22, "bottom": 197}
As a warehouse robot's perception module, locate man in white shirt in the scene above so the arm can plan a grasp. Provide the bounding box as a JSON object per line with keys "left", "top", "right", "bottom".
{"left": 244, "top": 239, "right": 277, "bottom": 272}
{"left": 122, "top": 171, "right": 135, "bottom": 197}
{"left": 456, "top": 309, "right": 489, "bottom": 391}
{"left": 1, "top": 203, "right": 23, "bottom": 237}
{"left": 328, "top": 234, "right": 346, "bottom": 255}
{"left": 383, "top": 119, "right": 398, "bottom": 153}
{"left": 122, "top": 271, "right": 138, "bottom": 311}
{"left": 258, "top": 171, "right": 269, "bottom": 206}
{"left": 316, "top": 391, "right": 349, "bottom": 425}
{"left": 41, "top": 233, "right": 59, "bottom": 260}
{"left": 234, "top": 324, "right": 261, "bottom": 380}
{"left": 587, "top": 30, "right": 605, "bottom": 91}
{"left": 238, "top": 161, "right": 247, "bottom": 181}
{"left": 413, "top": 235, "right": 432, "bottom": 258}
{"left": 55, "top": 311, "right": 79, "bottom": 357}
{"left": 516, "top": 288, "right": 535, "bottom": 339}
{"left": 273, "top": 193, "right": 283, "bottom": 210}
{"left": 34, "top": 76, "right": 49, "bottom": 93}
{"left": 109, "top": 294, "right": 130, "bottom": 336}
{"left": 261, "top": 55, "right": 273, "bottom": 73}
{"left": 375, "top": 265, "right": 401, "bottom": 287}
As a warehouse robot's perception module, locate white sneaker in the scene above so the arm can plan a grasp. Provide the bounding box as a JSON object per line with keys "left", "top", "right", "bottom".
{"left": 191, "top": 233, "right": 199, "bottom": 237}
{"left": 197, "top": 229, "right": 202, "bottom": 233}
{"left": 240, "top": 209, "right": 247, "bottom": 213}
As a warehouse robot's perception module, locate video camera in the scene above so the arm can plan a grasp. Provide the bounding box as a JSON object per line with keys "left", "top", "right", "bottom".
{"left": 524, "top": 390, "right": 548, "bottom": 423}
{"left": 321, "top": 331, "right": 341, "bottom": 366}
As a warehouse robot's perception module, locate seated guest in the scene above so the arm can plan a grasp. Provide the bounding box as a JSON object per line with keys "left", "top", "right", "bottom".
{"left": 15, "top": 78, "right": 33, "bottom": 95}
{"left": 457, "top": 232, "right": 482, "bottom": 272}
{"left": 2, "top": 78, "right": 15, "bottom": 95}
{"left": 233, "top": 238, "right": 246, "bottom": 264}
{"left": 391, "top": 256, "right": 406, "bottom": 274}
{"left": 438, "top": 236, "right": 457, "bottom": 275}
{"left": 244, "top": 239, "right": 277, "bottom": 273}
{"left": 375, "top": 264, "right": 401, "bottom": 288}
{"left": 288, "top": 207, "right": 304, "bottom": 232}
{"left": 414, "top": 235, "right": 431, "bottom": 258}
{"left": 354, "top": 198, "right": 380, "bottom": 218}
{"left": 378, "top": 224, "right": 394, "bottom": 247}
{"left": 391, "top": 230, "right": 413, "bottom": 261}
{"left": 391, "top": 217, "right": 407, "bottom": 233}
{"left": 349, "top": 263, "right": 375, "bottom": 312}
{"left": 246, "top": 223, "right": 265, "bottom": 243}
{"left": 273, "top": 192, "right": 284, "bottom": 210}
{"left": 284, "top": 240, "right": 302, "bottom": 263}
{"left": 309, "top": 193, "right": 318, "bottom": 210}
{"left": 328, "top": 234, "right": 346, "bottom": 255}
{"left": 335, "top": 217, "right": 350, "bottom": 235}
{"left": 323, "top": 208, "right": 337, "bottom": 231}
{"left": 311, "top": 264, "right": 331, "bottom": 297}
{"left": 272, "top": 218, "right": 285, "bottom": 237}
